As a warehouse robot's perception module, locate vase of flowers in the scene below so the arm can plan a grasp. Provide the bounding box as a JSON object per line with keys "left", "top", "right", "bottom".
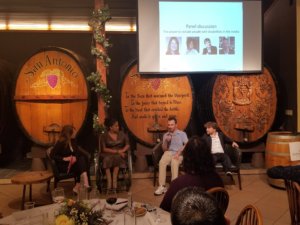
{"left": 55, "top": 199, "right": 108, "bottom": 225}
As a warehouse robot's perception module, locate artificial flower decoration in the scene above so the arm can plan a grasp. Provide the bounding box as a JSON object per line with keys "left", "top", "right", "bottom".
{"left": 55, "top": 199, "right": 107, "bottom": 225}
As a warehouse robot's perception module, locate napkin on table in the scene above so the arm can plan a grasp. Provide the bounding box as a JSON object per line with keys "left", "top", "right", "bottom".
{"left": 105, "top": 198, "right": 128, "bottom": 211}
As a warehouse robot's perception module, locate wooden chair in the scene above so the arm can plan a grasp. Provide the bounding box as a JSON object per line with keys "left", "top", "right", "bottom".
{"left": 215, "top": 145, "right": 242, "bottom": 190}
{"left": 235, "top": 204, "right": 263, "bottom": 225}
{"left": 284, "top": 179, "right": 300, "bottom": 225}
{"left": 206, "top": 187, "right": 229, "bottom": 214}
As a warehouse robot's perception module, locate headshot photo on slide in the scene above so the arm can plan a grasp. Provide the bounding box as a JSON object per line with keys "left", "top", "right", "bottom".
{"left": 202, "top": 38, "right": 217, "bottom": 55}
{"left": 219, "top": 36, "right": 235, "bottom": 55}
{"left": 166, "top": 36, "right": 181, "bottom": 55}
{"left": 185, "top": 37, "right": 199, "bottom": 55}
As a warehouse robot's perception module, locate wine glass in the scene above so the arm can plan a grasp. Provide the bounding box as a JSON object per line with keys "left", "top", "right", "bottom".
{"left": 105, "top": 190, "right": 117, "bottom": 218}
{"left": 52, "top": 187, "right": 65, "bottom": 203}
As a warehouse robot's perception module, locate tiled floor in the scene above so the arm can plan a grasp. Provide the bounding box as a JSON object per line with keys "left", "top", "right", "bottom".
{"left": 0, "top": 172, "right": 290, "bottom": 225}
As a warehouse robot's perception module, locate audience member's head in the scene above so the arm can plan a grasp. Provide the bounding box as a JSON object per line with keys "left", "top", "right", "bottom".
{"left": 183, "top": 136, "right": 215, "bottom": 175}
{"left": 171, "top": 187, "right": 227, "bottom": 225}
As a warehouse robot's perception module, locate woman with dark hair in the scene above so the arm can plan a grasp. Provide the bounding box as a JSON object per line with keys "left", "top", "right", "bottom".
{"left": 100, "top": 118, "right": 130, "bottom": 191}
{"left": 51, "top": 125, "right": 90, "bottom": 194}
{"left": 160, "top": 136, "right": 224, "bottom": 212}
{"left": 166, "top": 37, "right": 180, "bottom": 55}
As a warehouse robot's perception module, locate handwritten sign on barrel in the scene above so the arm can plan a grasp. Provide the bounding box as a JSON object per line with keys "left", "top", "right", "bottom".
{"left": 121, "top": 64, "right": 193, "bottom": 145}
{"left": 14, "top": 47, "right": 89, "bottom": 146}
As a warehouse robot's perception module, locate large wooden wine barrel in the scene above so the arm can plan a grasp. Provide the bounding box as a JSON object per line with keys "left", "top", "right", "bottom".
{"left": 121, "top": 62, "right": 193, "bottom": 146}
{"left": 265, "top": 132, "right": 300, "bottom": 188}
{"left": 212, "top": 67, "right": 277, "bottom": 143}
{"left": 13, "top": 47, "right": 89, "bottom": 146}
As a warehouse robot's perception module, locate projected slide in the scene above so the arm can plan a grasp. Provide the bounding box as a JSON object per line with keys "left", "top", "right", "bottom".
{"left": 159, "top": 2, "right": 243, "bottom": 72}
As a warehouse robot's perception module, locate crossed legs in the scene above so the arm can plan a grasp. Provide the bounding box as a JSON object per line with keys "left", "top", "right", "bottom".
{"left": 158, "top": 151, "right": 183, "bottom": 186}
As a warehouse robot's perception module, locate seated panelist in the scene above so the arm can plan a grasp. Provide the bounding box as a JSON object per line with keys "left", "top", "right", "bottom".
{"left": 202, "top": 121, "right": 239, "bottom": 176}
{"left": 51, "top": 125, "right": 90, "bottom": 194}
{"left": 154, "top": 116, "right": 188, "bottom": 196}
{"left": 100, "top": 118, "right": 130, "bottom": 191}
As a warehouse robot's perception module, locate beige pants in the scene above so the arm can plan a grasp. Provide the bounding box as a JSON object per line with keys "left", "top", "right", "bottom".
{"left": 158, "top": 151, "right": 183, "bottom": 186}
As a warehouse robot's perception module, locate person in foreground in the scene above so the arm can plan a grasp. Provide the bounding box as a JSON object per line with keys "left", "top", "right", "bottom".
{"left": 51, "top": 125, "right": 90, "bottom": 194}
{"left": 100, "top": 118, "right": 130, "bottom": 191}
{"left": 202, "top": 121, "right": 239, "bottom": 176}
{"left": 154, "top": 116, "right": 188, "bottom": 196}
{"left": 160, "top": 136, "right": 224, "bottom": 212}
{"left": 171, "top": 187, "right": 229, "bottom": 225}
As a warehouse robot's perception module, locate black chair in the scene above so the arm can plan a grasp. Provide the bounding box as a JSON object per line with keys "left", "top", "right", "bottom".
{"left": 215, "top": 145, "right": 242, "bottom": 190}
{"left": 96, "top": 136, "right": 133, "bottom": 193}
{"left": 46, "top": 146, "right": 91, "bottom": 188}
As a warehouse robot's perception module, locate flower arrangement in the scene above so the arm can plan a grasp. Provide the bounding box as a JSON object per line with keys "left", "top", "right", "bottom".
{"left": 55, "top": 199, "right": 107, "bottom": 225}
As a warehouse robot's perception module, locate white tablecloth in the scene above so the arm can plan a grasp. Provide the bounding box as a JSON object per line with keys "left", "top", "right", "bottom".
{"left": 0, "top": 199, "right": 171, "bottom": 225}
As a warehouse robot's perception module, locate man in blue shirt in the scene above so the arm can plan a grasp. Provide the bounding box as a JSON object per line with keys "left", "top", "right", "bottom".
{"left": 154, "top": 116, "right": 188, "bottom": 196}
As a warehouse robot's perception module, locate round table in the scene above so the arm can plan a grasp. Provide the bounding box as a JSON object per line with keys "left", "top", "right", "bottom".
{"left": 11, "top": 171, "right": 53, "bottom": 210}
{"left": 0, "top": 199, "right": 171, "bottom": 225}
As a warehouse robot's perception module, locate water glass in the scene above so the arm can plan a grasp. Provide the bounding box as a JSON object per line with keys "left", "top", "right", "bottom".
{"left": 127, "top": 192, "right": 132, "bottom": 209}
{"left": 124, "top": 208, "right": 136, "bottom": 225}
{"left": 52, "top": 187, "right": 65, "bottom": 203}
{"left": 89, "top": 187, "right": 99, "bottom": 200}
{"left": 78, "top": 186, "right": 88, "bottom": 201}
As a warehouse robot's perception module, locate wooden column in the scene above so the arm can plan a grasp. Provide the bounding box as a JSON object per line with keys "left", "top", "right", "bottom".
{"left": 95, "top": 0, "right": 107, "bottom": 124}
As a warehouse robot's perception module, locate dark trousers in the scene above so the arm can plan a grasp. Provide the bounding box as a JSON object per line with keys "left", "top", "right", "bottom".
{"left": 212, "top": 153, "right": 232, "bottom": 172}
{"left": 58, "top": 155, "right": 89, "bottom": 183}
{"left": 71, "top": 156, "right": 89, "bottom": 183}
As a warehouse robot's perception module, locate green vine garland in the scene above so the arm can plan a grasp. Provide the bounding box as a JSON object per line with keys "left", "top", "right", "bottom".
{"left": 88, "top": 6, "right": 112, "bottom": 134}
{"left": 92, "top": 114, "right": 106, "bottom": 134}
{"left": 86, "top": 71, "right": 112, "bottom": 104}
